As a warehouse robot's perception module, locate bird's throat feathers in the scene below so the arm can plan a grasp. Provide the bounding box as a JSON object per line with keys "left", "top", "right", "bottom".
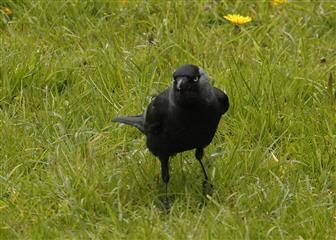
{"left": 169, "top": 82, "right": 213, "bottom": 108}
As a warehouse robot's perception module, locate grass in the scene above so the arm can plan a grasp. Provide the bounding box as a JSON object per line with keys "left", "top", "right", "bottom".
{"left": 1, "top": 0, "right": 335, "bottom": 239}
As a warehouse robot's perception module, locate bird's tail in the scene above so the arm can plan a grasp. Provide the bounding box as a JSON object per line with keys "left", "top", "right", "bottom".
{"left": 112, "top": 114, "right": 145, "bottom": 133}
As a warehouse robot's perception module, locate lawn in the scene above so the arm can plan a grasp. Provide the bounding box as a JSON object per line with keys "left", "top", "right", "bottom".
{"left": 1, "top": 0, "right": 335, "bottom": 239}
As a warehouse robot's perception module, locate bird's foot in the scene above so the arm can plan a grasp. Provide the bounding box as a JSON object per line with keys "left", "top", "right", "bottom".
{"left": 202, "top": 180, "right": 213, "bottom": 197}
{"left": 162, "top": 196, "right": 170, "bottom": 212}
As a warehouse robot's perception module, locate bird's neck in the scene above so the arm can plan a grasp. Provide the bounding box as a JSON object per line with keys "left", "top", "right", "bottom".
{"left": 169, "top": 86, "right": 212, "bottom": 109}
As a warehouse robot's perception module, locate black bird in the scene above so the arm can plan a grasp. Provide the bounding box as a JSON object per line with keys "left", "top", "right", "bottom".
{"left": 112, "top": 64, "right": 229, "bottom": 209}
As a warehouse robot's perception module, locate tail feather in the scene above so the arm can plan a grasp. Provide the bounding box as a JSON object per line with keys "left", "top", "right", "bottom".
{"left": 112, "top": 114, "right": 145, "bottom": 133}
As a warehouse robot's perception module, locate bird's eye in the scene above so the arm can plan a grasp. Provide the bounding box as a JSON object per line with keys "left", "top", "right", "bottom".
{"left": 193, "top": 76, "right": 199, "bottom": 82}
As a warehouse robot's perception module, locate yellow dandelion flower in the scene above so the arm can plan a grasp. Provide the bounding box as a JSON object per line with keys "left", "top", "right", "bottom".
{"left": 2, "top": 7, "right": 12, "bottom": 17}
{"left": 271, "top": 0, "right": 287, "bottom": 6}
{"left": 224, "top": 14, "right": 252, "bottom": 25}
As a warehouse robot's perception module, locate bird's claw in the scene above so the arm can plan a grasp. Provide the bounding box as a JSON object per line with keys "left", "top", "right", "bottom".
{"left": 202, "top": 180, "right": 213, "bottom": 196}
{"left": 162, "top": 197, "right": 170, "bottom": 212}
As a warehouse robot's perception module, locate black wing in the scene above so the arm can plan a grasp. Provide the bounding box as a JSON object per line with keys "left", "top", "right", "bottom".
{"left": 144, "top": 89, "right": 170, "bottom": 135}
{"left": 214, "top": 87, "right": 229, "bottom": 114}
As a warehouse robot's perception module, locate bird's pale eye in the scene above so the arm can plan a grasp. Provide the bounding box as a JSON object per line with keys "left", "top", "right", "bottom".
{"left": 193, "top": 76, "right": 199, "bottom": 82}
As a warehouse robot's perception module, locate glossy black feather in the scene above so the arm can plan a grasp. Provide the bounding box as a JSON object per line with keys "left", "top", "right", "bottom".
{"left": 112, "top": 64, "right": 229, "bottom": 209}
{"left": 112, "top": 115, "right": 145, "bottom": 133}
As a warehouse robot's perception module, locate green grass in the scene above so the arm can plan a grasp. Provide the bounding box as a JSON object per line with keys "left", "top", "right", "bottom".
{"left": 1, "top": 0, "right": 336, "bottom": 239}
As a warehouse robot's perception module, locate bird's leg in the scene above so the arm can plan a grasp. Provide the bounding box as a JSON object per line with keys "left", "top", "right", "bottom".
{"left": 195, "top": 148, "right": 212, "bottom": 196}
{"left": 159, "top": 156, "right": 170, "bottom": 210}
{"left": 195, "top": 148, "right": 208, "bottom": 180}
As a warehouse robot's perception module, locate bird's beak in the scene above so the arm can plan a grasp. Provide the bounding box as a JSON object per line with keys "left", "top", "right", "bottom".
{"left": 176, "top": 77, "right": 188, "bottom": 92}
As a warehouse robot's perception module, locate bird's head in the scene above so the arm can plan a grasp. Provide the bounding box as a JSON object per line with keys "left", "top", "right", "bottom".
{"left": 171, "top": 64, "right": 210, "bottom": 106}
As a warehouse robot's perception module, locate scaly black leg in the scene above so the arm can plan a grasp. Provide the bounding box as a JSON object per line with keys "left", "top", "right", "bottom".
{"left": 195, "top": 148, "right": 212, "bottom": 195}
{"left": 159, "top": 156, "right": 170, "bottom": 210}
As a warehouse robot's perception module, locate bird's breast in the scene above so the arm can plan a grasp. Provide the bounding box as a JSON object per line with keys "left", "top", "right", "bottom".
{"left": 165, "top": 108, "right": 221, "bottom": 153}
{"left": 145, "top": 104, "right": 222, "bottom": 157}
